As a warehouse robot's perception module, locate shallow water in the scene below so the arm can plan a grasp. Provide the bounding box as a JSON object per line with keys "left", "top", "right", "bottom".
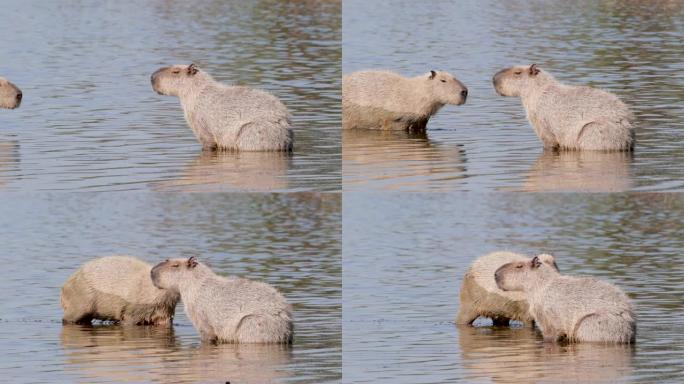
{"left": 0, "top": 193, "right": 341, "bottom": 383}
{"left": 343, "top": 0, "right": 684, "bottom": 192}
{"left": 0, "top": 0, "right": 341, "bottom": 191}
{"left": 343, "top": 193, "right": 684, "bottom": 383}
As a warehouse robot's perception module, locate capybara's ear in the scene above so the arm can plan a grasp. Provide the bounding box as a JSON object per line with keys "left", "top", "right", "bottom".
{"left": 529, "top": 64, "right": 540, "bottom": 76}
{"left": 187, "top": 256, "right": 198, "bottom": 268}
{"left": 429, "top": 70, "right": 436, "bottom": 80}
{"left": 531, "top": 256, "right": 541, "bottom": 269}
{"left": 187, "top": 63, "right": 199, "bottom": 76}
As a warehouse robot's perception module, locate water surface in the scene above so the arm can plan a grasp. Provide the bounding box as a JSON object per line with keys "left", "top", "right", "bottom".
{"left": 343, "top": 0, "right": 684, "bottom": 192}
{"left": 344, "top": 193, "right": 684, "bottom": 383}
{"left": 0, "top": 0, "right": 341, "bottom": 191}
{"left": 0, "top": 193, "right": 341, "bottom": 383}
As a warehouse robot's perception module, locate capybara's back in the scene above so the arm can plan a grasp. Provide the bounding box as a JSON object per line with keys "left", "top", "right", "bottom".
{"left": 60, "top": 256, "right": 179, "bottom": 325}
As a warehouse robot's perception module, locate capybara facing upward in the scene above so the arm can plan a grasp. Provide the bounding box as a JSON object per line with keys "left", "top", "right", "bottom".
{"left": 151, "top": 257, "right": 293, "bottom": 344}
{"left": 495, "top": 256, "right": 636, "bottom": 344}
{"left": 151, "top": 64, "right": 293, "bottom": 152}
{"left": 493, "top": 64, "right": 635, "bottom": 151}
{"left": 0, "top": 77, "right": 22, "bottom": 109}
{"left": 343, "top": 70, "right": 468, "bottom": 131}
{"left": 457, "top": 251, "right": 559, "bottom": 326}
{"left": 60, "top": 256, "right": 180, "bottom": 325}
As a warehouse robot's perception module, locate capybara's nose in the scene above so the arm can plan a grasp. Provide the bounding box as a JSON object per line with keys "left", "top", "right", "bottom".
{"left": 151, "top": 69, "right": 162, "bottom": 84}
{"left": 16, "top": 92, "right": 22, "bottom": 101}
{"left": 492, "top": 70, "right": 504, "bottom": 85}
{"left": 461, "top": 88, "right": 468, "bottom": 98}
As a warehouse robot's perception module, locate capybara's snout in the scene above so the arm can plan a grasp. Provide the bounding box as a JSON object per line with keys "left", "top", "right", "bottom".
{"left": 494, "top": 267, "right": 505, "bottom": 290}
{"left": 150, "top": 264, "right": 160, "bottom": 287}
{"left": 492, "top": 69, "right": 508, "bottom": 95}
{"left": 492, "top": 69, "right": 507, "bottom": 84}
{"left": 150, "top": 68, "right": 167, "bottom": 94}
{"left": 460, "top": 87, "right": 468, "bottom": 104}
{"left": 455, "top": 80, "right": 468, "bottom": 105}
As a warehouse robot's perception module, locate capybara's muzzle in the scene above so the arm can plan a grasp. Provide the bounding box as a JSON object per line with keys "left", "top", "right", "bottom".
{"left": 492, "top": 69, "right": 508, "bottom": 95}
{"left": 460, "top": 87, "right": 468, "bottom": 104}
{"left": 150, "top": 265, "right": 161, "bottom": 287}
{"left": 494, "top": 267, "right": 506, "bottom": 290}
{"left": 150, "top": 69, "right": 164, "bottom": 94}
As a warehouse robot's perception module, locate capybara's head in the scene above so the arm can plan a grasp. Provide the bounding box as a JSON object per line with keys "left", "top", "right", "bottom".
{"left": 151, "top": 64, "right": 205, "bottom": 96}
{"left": 423, "top": 70, "right": 468, "bottom": 106}
{"left": 494, "top": 254, "right": 560, "bottom": 292}
{"left": 0, "top": 77, "right": 22, "bottom": 109}
{"left": 151, "top": 256, "right": 202, "bottom": 292}
{"left": 492, "top": 64, "right": 547, "bottom": 97}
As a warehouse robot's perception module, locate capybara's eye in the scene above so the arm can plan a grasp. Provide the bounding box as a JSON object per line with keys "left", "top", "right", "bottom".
{"left": 514, "top": 71, "right": 522, "bottom": 75}
{"left": 440, "top": 79, "right": 446, "bottom": 83}
{"left": 172, "top": 264, "right": 180, "bottom": 268}
{"left": 172, "top": 70, "right": 180, "bottom": 74}
{"left": 516, "top": 264, "right": 523, "bottom": 268}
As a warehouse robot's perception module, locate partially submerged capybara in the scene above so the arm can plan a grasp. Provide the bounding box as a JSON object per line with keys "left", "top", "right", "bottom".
{"left": 60, "top": 256, "right": 180, "bottom": 325}
{"left": 343, "top": 70, "right": 468, "bottom": 131}
{"left": 495, "top": 255, "right": 636, "bottom": 343}
{"left": 493, "top": 64, "right": 635, "bottom": 151}
{"left": 151, "top": 64, "right": 293, "bottom": 151}
{"left": 457, "top": 251, "right": 559, "bottom": 326}
{"left": 0, "top": 77, "right": 22, "bottom": 109}
{"left": 151, "top": 257, "right": 293, "bottom": 344}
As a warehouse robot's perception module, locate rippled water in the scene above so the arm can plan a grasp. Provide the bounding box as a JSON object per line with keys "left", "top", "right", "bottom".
{"left": 343, "top": 0, "right": 684, "bottom": 192}
{"left": 0, "top": 193, "right": 341, "bottom": 383}
{"left": 343, "top": 193, "right": 684, "bottom": 383}
{"left": 0, "top": 0, "right": 341, "bottom": 191}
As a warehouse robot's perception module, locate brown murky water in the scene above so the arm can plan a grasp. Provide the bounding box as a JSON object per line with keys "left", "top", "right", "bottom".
{"left": 343, "top": 0, "right": 684, "bottom": 192}
{"left": 344, "top": 193, "right": 684, "bottom": 383}
{"left": 0, "top": 193, "right": 341, "bottom": 383}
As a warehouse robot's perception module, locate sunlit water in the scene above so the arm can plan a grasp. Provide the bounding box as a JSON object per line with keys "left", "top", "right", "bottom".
{"left": 343, "top": 193, "right": 684, "bottom": 383}
{"left": 0, "top": 0, "right": 341, "bottom": 191}
{"left": 343, "top": 0, "right": 684, "bottom": 192}
{"left": 0, "top": 193, "right": 341, "bottom": 383}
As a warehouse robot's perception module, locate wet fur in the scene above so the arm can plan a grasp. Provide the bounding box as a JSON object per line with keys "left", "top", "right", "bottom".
{"left": 457, "top": 251, "right": 558, "bottom": 326}
{"left": 151, "top": 257, "right": 293, "bottom": 344}
{"left": 495, "top": 257, "right": 636, "bottom": 343}
{"left": 493, "top": 65, "right": 634, "bottom": 151}
{"left": 60, "top": 256, "right": 179, "bottom": 325}
{"left": 343, "top": 70, "right": 467, "bottom": 131}
{"left": 151, "top": 64, "right": 293, "bottom": 151}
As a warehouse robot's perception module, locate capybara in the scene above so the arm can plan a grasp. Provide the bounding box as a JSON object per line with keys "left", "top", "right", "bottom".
{"left": 151, "top": 64, "right": 293, "bottom": 151}
{"left": 495, "top": 255, "right": 636, "bottom": 343}
{"left": 0, "top": 77, "right": 22, "bottom": 109}
{"left": 343, "top": 70, "right": 468, "bottom": 131}
{"left": 457, "top": 251, "right": 559, "bottom": 326}
{"left": 151, "top": 256, "right": 293, "bottom": 344}
{"left": 60, "top": 256, "right": 180, "bottom": 325}
{"left": 493, "top": 64, "right": 635, "bottom": 151}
